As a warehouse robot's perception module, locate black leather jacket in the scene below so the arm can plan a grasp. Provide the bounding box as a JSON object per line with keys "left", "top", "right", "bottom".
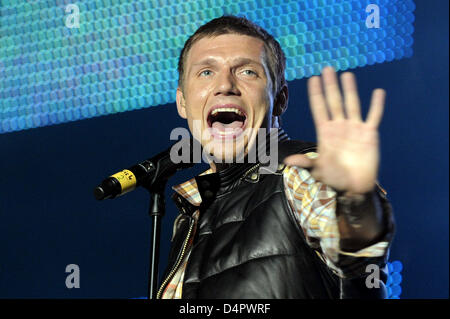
{"left": 158, "top": 134, "right": 394, "bottom": 299}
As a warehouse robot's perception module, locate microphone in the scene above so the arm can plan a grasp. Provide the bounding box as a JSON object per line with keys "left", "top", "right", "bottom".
{"left": 94, "top": 138, "right": 196, "bottom": 200}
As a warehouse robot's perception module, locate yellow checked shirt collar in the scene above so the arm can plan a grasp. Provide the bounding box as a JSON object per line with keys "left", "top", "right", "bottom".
{"left": 172, "top": 168, "right": 213, "bottom": 207}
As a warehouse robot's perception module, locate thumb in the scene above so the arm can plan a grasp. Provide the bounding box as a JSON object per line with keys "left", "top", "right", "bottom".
{"left": 284, "top": 154, "right": 315, "bottom": 168}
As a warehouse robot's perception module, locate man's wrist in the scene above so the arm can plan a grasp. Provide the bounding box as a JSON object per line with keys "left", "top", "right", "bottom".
{"left": 336, "top": 190, "right": 373, "bottom": 206}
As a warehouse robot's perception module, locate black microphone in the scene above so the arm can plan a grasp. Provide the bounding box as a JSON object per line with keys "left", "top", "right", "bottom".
{"left": 94, "top": 138, "right": 196, "bottom": 200}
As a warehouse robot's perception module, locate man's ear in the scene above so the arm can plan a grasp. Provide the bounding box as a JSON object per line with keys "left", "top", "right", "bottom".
{"left": 176, "top": 87, "right": 187, "bottom": 119}
{"left": 273, "top": 84, "right": 288, "bottom": 116}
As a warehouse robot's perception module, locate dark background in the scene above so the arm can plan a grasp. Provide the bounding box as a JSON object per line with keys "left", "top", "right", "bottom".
{"left": 0, "top": 1, "right": 448, "bottom": 298}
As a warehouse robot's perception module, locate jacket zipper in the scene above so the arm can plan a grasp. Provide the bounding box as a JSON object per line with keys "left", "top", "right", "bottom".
{"left": 241, "top": 163, "right": 260, "bottom": 180}
{"left": 156, "top": 211, "right": 195, "bottom": 299}
{"left": 157, "top": 159, "right": 283, "bottom": 298}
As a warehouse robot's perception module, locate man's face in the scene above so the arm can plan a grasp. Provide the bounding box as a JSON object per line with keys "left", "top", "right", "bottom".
{"left": 176, "top": 33, "right": 275, "bottom": 163}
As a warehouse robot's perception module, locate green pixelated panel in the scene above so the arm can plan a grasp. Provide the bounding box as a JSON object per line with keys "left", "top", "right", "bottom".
{"left": 0, "top": 0, "right": 415, "bottom": 133}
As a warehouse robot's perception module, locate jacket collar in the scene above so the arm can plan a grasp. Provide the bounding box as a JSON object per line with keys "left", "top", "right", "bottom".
{"left": 172, "top": 129, "right": 290, "bottom": 208}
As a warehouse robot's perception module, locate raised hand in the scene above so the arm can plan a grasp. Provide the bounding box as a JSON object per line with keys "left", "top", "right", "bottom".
{"left": 284, "top": 66, "right": 386, "bottom": 195}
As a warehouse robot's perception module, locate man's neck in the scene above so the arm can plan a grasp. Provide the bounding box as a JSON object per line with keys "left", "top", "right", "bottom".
{"left": 206, "top": 127, "right": 286, "bottom": 173}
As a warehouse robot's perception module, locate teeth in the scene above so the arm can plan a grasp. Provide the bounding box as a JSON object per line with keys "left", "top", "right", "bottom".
{"left": 210, "top": 108, "right": 245, "bottom": 116}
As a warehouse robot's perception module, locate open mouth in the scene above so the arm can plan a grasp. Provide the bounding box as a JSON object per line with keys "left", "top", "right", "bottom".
{"left": 207, "top": 106, "right": 247, "bottom": 138}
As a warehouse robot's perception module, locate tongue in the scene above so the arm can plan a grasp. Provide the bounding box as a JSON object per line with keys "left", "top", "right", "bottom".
{"left": 212, "top": 120, "right": 243, "bottom": 131}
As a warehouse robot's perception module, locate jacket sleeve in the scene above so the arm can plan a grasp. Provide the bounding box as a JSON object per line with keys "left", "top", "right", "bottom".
{"left": 282, "top": 156, "right": 395, "bottom": 279}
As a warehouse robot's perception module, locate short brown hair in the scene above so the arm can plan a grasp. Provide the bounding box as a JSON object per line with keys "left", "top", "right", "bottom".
{"left": 178, "top": 15, "right": 286, "bottom": 95}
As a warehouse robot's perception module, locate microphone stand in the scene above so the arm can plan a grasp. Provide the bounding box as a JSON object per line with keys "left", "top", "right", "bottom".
{"left": 142, "top": 147, "right": 193, "bottom": 299}
{"left": 142, "top": 155, "right": 172, "bottom": 300}
{"left": 141, "top": 138, "right": 196, "bottom": 299}
{"left": 94, "top": 138, "right": 196, "bottom": 299}
{"left": 146, "top": 186, "right": 166, "bottom": 300}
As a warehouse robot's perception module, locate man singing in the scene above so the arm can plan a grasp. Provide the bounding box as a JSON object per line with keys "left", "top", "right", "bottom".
{"left": 157, "top": 15, "right": 395, "bottom": 299}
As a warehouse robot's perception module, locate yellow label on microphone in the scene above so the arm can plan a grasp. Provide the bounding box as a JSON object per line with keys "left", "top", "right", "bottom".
{"left": 111, "top": 169, "right": 136, "bottom": 194}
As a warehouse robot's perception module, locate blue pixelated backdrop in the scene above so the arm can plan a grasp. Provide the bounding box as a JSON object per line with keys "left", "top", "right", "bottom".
{"left": 0, "top": 0, "right": 448, "bottom": 299}
{"left": 1, "top": 0, "right": 414, "bottom": 133}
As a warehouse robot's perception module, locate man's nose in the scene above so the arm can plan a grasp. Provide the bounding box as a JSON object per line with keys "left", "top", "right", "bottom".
{"left": 213, "top": 71, "right": 240, "bottom": 96}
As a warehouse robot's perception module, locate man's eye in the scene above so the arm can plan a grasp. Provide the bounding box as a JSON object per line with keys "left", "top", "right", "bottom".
{"left": 200, "top": 70, "right": 212, "bottom": 76}
{"left": 242, "top": 69, "right": 257, "bottom": 76}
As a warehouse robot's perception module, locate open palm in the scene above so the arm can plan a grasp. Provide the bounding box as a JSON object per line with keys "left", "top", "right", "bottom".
{"left": 285, "top": 67, "right": 386, "bottom": 195}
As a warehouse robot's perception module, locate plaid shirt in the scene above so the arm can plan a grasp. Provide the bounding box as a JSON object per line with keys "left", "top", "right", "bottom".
{"left": 161, "top": 152, "right": 391, "bottom": 299}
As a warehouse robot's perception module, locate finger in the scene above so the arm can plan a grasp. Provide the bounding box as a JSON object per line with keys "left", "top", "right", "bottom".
{"left": 322, "top": 66, "right": 345, "bottom": 120}
{"left": 366, "top": 88, "right": 386, "bottom": 128}
{"left": 284, "top": 154, "right": 315, "bottom": 168}
{"left": 340, "top": 72, "right": 362, "bottom": 121}
{"left": 307, "top": 75, "right": 329, "bottom": 126}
